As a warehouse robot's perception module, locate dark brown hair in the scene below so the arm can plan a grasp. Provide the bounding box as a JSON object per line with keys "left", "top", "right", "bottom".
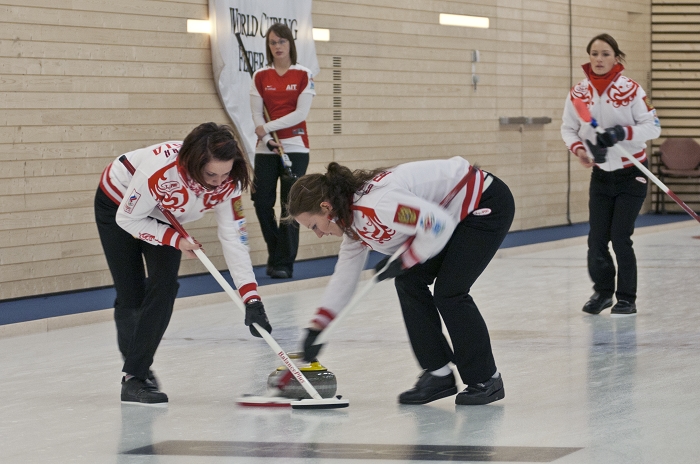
{"left": 178, "top": 122, "right": 252, "bottom": 190}
{"left": 265, "top": 23, "right": 297, "bottom": 66}
{"left": 586, "top": 33, "right": 626, "bottom": 63}
{"left": 286, "top": 162, "right": 386, "bottom": 238}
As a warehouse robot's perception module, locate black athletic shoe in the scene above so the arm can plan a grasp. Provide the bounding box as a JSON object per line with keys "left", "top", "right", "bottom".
{"left": 121, "top": 376, "right": 168, "bottom": 406}
{"left": 582, "top": 292, "right": 613, "bottom": 315}
{"left": 270, "top": 268, "right": 292, "bottom": 279}
{"left": 455, "top": 373, "right": 505, "bottom": 405}
{"left": 398, "top": 370, "right": 458, "bottom": 405}
{"left": 147, "top": 370, "right": 159, "bottom": 390}
{"left": 611, "top": 300, "right": 636, "bottom": 316}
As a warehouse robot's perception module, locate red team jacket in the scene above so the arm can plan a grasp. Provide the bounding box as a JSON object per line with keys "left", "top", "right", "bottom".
{"left": 99, "top": 142, "right": 260, "bottom": 303}
{"left": 250, "top": 64, "right": 315, "bottom": 154}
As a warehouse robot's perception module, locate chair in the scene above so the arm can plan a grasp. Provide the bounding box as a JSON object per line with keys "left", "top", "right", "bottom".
{"left": 656, "top": 138, "right": 700, "bottom": 214}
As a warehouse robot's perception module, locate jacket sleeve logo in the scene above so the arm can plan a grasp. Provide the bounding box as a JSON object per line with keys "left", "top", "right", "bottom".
{"left": 393, "top": 204, "right": 419, "bottom": 226}
{"left": 124, "top": 189, "right": 141, "bottom": 214}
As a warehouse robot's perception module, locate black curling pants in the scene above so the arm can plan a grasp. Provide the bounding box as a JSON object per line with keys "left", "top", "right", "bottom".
{"left": 252, "top": 152, "right": 309, "bottom": 273}
{"left": 94, "top": 187, "right": 181, "bottom": 380}
{"left": 394, "top": 175, "right": 515, "bottom": 385}
{"left": 587, "top": 164, "right": 647, "bottom": 303}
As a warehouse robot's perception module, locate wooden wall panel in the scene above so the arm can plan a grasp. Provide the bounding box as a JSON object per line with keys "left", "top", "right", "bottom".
{"left": 0, "top": 0, "right": 653, "bottom": 300}
{"left": 649, "top": 1, "right": 700, "bottom": 212}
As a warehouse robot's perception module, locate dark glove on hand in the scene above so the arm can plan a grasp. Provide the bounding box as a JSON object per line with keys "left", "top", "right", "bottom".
{"left": 302, "top": 328, "right": 323, "bottom": 362}
{"left": 596, "top": 125, "right": 625, "bottom": 148}
{"left": 245, "top": 300, "right": 272, "bottom": 338}
{"left": 266, "top": 140, "right": 279, "bottom": 153}
{"left": 586, "top": 140, "right": 608, "bottom": 164}
{"left": 374, "top": 256, "right": 406, "bottom": 281}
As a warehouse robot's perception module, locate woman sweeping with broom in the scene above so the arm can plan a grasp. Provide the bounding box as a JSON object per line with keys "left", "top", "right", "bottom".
{"left": 286, "top": 157, "right": 514, "bottom": 405}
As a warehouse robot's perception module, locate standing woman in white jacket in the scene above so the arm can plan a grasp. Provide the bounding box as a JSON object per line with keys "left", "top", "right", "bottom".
{"left": 561, "top": 33, "right": 661, "bottom": 316}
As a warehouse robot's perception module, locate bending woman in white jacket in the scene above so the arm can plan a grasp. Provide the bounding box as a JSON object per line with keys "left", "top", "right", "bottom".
{"left": 287, "top": 158, "right": 514, "bottom": 406}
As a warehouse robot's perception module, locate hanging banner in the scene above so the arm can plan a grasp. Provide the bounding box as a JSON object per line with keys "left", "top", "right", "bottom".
{"left": 209, "top": 0, "right": 320, "bottom": 161}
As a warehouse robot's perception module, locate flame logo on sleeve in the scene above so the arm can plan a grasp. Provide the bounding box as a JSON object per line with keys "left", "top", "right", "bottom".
{"left": 607, "top": 78, "right": 639, "bottom": 108}
{"left": 352, "top": 205, "right": 395, "bottom": 244}
{"left": 148, "top": 163, "right": 188, "bottom": 213}
{"left": 570, "top": 82, "right": 591, "bottom": 104}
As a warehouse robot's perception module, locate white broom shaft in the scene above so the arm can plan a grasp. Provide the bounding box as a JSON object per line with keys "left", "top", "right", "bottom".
{"left": 590, "top": 128, "right": 700, "bottom": 222}
{"left": 189, "top": 240, "right": 322, "bottom": 400}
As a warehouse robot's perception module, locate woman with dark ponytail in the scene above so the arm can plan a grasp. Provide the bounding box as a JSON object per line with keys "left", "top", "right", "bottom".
{"left": 94, "top": 122, "right": 271, "bottom": 406}
{"left": 287, "top": 157, "right": 515, "bottom": 406}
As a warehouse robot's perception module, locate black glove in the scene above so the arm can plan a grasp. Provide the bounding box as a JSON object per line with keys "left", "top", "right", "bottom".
{"left": 596, "top": 125, "right": 625, "bottom": 148}
{"left": 586, "top": 140, "right": 608, "bottom": 164}
{"left": 374, "top": 256, "right": 406, "bottom": 281}
{"left": 266, "top": 140, "right": 279, "bottom": 153}
{"left": 302, "top": 328, "right": 323, "bottom": 362}
{"left": 244, "top": 300, "right": 272, "bottom": 338}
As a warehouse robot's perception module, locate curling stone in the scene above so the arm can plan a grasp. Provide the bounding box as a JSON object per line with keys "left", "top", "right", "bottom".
{"left": 267, "top": 357, "right": 338, "bottom": 400}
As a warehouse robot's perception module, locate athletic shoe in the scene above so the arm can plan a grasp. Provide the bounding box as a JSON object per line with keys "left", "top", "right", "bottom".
{"left": 611, "top": 300, "right": 637, "bottom": 316}
{"left": 147, "top": 370, "right": 159, "bottom": 390}
{"left": 398, "top": 370, "right": 457, "bottom": 405}
{"left": 121, "top": 376, "right": 168, "bottom": 406}
{"left": 271, "top": 268, "right": 292, "bottom": 279}
{"left": 582, "top": 292, "right": 613, "bottom": 314}
{"left": 455, "top": 373, "right": 505, "bottom": 405}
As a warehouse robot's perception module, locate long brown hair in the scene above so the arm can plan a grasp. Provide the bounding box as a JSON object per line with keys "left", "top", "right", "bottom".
{"left": 286, "top": 162, "right": 386, "bottom": 238}
{"left": 178, "top": 122, "right": 252, "bottom": 191}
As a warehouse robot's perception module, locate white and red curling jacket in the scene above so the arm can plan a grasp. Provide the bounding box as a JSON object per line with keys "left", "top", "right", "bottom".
{"left": 561, "top": 69, "right": 661, "bottom": 171}
{"left": 311, "top": 157, "right": 486, "bottom": 328}
{"left": 99, "top": 141, "right": 260, "bottom": 303}
{"left": 250, "top": 64, "right": 315, "bottom": 154}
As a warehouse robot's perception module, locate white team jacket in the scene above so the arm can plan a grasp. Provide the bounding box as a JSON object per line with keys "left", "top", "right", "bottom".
{"left": 312, "top": 157, "right": 485, "bottom": 327}
{"left": 561, "top": 72, "right": 660, "bottom": 171}
{"left": 99, "top": 142, "right": 260, "bottom": 303}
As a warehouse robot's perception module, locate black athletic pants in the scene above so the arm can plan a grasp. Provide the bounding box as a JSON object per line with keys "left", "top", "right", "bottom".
{"left": 94, "top": 187, "right": 181, "bottom": 380}
{"left": 394, "top": 175, "right": 515, "bottom": 385}
{"left": 587, "top": 163, "right": 647, "bottom": 303}
{"left": 252, "top": 153, "right": 309, "bottom": 273}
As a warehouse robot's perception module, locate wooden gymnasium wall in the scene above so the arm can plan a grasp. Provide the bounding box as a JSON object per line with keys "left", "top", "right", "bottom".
{"left": 0, "top": 0, "right": 652, "bottom": 301}
{"left": 649, "top": 0, "right": 700, "bottom": 212}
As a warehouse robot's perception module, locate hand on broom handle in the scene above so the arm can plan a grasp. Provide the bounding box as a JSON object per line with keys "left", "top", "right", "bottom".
{"left": 571, "top": 98, "right": 700, "bottom": 223}
{"left": 117, "top": 155, "right": 323, "bottom": 400}
{"left": 235, "top": 32, "right": 296, "bottom": 179}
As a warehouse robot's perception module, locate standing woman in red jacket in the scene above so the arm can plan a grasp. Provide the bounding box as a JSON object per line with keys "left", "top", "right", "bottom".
{"left": 250, "top": 23, "right": 316, "bottom": 279}
{"left": 561, "top": 33, "right": 661, "bottom": 316}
